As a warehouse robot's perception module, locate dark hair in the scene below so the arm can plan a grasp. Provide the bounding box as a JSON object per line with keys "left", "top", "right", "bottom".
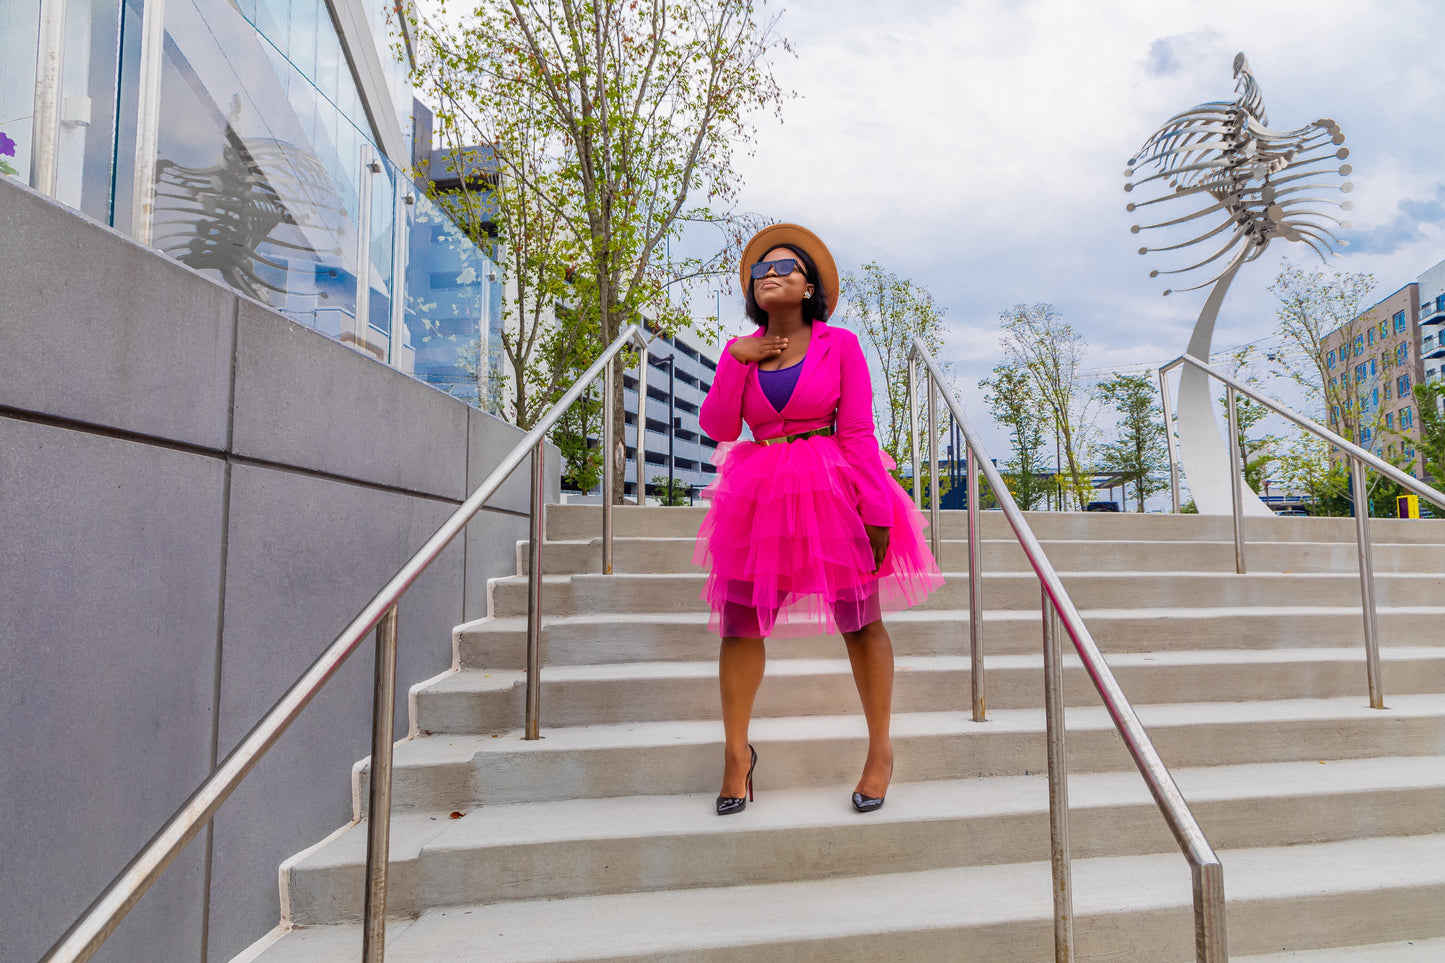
{"left": 744, "top": 243, "right": 829, "bottom": 327}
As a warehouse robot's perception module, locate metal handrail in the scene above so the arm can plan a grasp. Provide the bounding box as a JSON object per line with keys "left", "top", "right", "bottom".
{"left": 909, "top": 341, "right": 1227, "bottom": 963}
{"left": 42, "top": 324, "right": 654, "bottom": 963}
{"left": 1160, "top": 352, "right": 1445, "bottom": 710}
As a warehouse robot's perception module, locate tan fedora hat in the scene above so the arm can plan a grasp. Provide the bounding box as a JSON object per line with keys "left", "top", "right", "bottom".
{"left": 740, "top": 223, "right": 840, "bottom": 320}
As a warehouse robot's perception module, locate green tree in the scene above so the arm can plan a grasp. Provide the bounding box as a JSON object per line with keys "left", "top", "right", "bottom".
{"left": 1095, "top": 372, "right": 1168, "bottom": 511}
{"left": 1274, "top": 431, "right": 1350, "bottom": 517}
{"left": 998, "top": 304, "right": 1093, "bottom": 510}
{"left": 428, "top": 136, "right": 593, "bottom": 430}
{"left": 543, "top": 308, "right": 605, "bottom": 492}
{"left": 650, "top": 475, "right": 691, "bottom": 506}
{"left": 412, "top": 0, "right": 792, "bottom": 504}
{"left": 838, "top": 262, "right": 947, "bottom": 472}
{"left": 979, "top": 362, "right": 1050, "bottom": 511}
{"left": 1410, "top": 379, "right": 1445, "bottom": 488}
{"left": 1218, "top": 347, "right": 1278, "bottom": 495}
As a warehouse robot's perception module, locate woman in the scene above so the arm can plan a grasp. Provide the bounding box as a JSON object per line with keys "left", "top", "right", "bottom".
{"left": 694, "top": 223, "right": 943, "bottom": 816}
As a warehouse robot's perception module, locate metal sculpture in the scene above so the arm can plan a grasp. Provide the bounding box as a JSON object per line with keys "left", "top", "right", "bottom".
{"left": 1128, "top": 52, "right": 1353, "bottom": 514}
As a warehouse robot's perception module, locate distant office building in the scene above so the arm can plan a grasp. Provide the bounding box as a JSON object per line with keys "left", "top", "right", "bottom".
{"left": 1418, "top": 258, "right": 1445, "bottom": 387}
{"left": 4, "top": 0, "right": 503, "bottom": 401}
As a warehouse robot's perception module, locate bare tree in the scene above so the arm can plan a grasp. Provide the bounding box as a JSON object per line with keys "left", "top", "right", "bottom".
{"left": 412, "top": 0, "right": 792, "bottom": 502}
{"left": 838, "top": 262, "right": 947, "bottom": 472}
{"left": 1270, "top": 261, "right": 1376, "bottom": 445}
{"left": 980, "top": 362, "right": 1050, "bottom": 510}
{"left": 997, "top": 304, "right": 1094, "bottom": 510}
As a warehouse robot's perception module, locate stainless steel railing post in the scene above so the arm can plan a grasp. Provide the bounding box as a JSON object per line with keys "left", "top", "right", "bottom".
{"left": 1350, "top": 456, "right": 1385, "bottom": 709}
{"left": 967, "top": 441, "right": 984, "bottom": 722}
{"left": 1225, "top": 386, "right": 1246, "bottom": 574}
{"left": 1158, "top": 367, "right": 1182, "bottom": 513}
{"left": 1194, "top": 858, "right": 1229, "bottom": 962}
{"left": 1042, "top": 588, "right": 1074, "bottom": 962}
{"left": 525, "top": 439, "right": 546, "bottom": 740}
{"left": 919, "top": 342, "right": 1228, "bottom": 963}
{"left": 603, "top": 356, "right": 616, "bottom": 575}
{"left": 909, "top": 357, "right": 922, "bottom": 510}
{"left": 927, "top": 375, "right": 941, "bottom": 562}
{"left": 361, "top": 605, "right": 399, "bottom": 962}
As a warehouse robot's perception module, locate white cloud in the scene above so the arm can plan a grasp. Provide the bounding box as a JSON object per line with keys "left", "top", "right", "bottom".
{"left": 691, "top": 0, "right": 1445, "bottom": 451}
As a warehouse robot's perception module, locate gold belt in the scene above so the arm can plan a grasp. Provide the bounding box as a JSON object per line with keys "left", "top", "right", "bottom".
{"left": 760, "top": 426, "right": 835, "bottom": 446}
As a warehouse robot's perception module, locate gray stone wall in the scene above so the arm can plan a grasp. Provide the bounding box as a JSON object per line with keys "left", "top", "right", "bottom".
{"left": 0, "top": 177, "right": 557, "bottom": 962}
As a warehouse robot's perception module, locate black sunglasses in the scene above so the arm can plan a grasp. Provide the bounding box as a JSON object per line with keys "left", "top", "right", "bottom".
{"left": 749, "top": 258, "right": 807, "bottom": 280}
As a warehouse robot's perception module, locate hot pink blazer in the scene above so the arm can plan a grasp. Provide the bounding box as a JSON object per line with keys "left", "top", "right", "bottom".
{"left": 699, "top": 320, "right": 896, "bottom": 527}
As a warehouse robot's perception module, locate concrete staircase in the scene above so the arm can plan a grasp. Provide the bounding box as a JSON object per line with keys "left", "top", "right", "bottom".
{"left": 241, "top": 508, "right": 1445, "bottom": 962}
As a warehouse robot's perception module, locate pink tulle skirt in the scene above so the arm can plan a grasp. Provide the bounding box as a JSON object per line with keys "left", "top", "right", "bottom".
{"left": 692, "top": 435, "right": 943, "bottom": 638}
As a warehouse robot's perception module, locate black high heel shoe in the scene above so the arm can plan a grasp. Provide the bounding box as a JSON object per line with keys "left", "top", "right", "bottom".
{"left": 716, "top": 744, "right": 757, "bottom": 816}
{"left": 852, "top": 761, "right": 893, "bottom": 814}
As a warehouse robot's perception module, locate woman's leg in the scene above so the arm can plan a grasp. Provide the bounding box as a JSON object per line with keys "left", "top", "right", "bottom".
{"left": 719, "top": 635, "right": 766, "bottom": 796}
{"left": 842, "top": 618, "right": 895, "bottom": 797}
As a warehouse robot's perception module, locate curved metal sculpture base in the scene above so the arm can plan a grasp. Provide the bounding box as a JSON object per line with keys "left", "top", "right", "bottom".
{"left": 1176, "top": 265, "right": 1274, "bottom": 516}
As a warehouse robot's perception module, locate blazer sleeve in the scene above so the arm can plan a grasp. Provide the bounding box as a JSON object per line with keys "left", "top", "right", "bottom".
{"left": 699, "top": 339, "right": 748, "bottom": 442}
{"left": 835, "top": 332, "right": 896, "bottom": 528}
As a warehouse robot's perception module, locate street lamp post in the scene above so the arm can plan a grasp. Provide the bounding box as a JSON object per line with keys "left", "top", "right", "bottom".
{"left": 654, "top": 352, "right": 677, "bottom": 504}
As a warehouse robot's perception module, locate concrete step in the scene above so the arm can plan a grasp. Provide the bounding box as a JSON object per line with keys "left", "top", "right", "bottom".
{"left": 543, "top": 504, "right": 1445, "bottom": 544}
{"left": 455, "top": 607, "right": 1445, "bottom": 668}
{"left": 412, "top": 648, "right": 1445, "bottom": 734}
{"left": 483, "top": 570, "right": 1445, "bottom": 619}
{"left": 283, "top": 756, "right": 1445, "bottom": 924}
{"left": 247, "top": 834, "right": 1445, "bottom": 962}
{"left": 247, "top": 501, "right": 1445, "bottom": 960}
{"left": 522, "top": 535, "right": 1445, "bottom": 577}
{"left": 356, "top": 694, "right": 1445, "bottom": 812}
{"left": 1236, "top": 937, "right": 1445, "bottom": 960}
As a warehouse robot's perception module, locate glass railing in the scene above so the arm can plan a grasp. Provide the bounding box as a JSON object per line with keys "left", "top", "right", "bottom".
{"left": 8, "top": 0, "right": 504, "bottom": 413}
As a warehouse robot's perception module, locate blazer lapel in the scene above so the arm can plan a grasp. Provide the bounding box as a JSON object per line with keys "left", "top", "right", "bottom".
{"left": 780, "top": 320, "right": 834, "bottom": 418}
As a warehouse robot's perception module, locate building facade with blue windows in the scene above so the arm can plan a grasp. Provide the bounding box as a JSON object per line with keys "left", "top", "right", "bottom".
{"left": 1418, "top": 257, "right": 1445, "bottom": 389}
{"left": 622, "top": 323, "right": 723, "bottom": 500}
{"left": 1321, "top": 262, "right": 1444, "bottom": 479}
{"left": 3, "top": 0, "right": 504, "bottom": 403}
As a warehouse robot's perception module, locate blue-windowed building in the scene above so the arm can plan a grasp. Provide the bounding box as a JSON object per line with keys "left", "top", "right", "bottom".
{"left": 622, "top": 323, "right": 723, "bottom": 499}
{"left": 3, "top": 0, "right": 503, "bottom": 401}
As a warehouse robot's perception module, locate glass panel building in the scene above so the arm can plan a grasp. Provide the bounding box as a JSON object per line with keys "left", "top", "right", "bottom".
{"left": 4, "top": 0, "right": 503, "bottom": 406}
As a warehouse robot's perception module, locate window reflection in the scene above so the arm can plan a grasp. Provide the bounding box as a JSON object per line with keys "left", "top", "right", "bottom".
{"left": 155, "top": 0, "right": 361, "bottom": 328}
{"left": 11, "top": 0, "right": 501, "bottom": 412}
{"left": 153, "top": 132, "right": 348, "bottom": 308}
{"left": 406, "top": 193, "right": 500, "bottom": 410}
{"left": 1, "top": 0, "right": 42, "bottom": 183}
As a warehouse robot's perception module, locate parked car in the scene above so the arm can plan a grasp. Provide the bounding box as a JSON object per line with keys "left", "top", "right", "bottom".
{"left": 1084, "top": 501, "right": 1121, "bottom": 512}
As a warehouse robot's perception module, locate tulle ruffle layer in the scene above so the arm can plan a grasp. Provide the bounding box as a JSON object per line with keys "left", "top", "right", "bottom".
{"left": 692, "top": 436, "right": 943, "bottom": 638}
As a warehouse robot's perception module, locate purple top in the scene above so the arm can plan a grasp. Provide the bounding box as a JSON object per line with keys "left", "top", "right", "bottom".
{"left": 757, "top": 360, "right": 804, "bottom": 412}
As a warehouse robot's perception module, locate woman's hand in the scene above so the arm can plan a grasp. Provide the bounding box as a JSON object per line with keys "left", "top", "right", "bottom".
{"left": 728, "top": 336, "right": 788, "bottom": 364}
{"left": 864, "top": 524, "right": 890, "bottom": 572}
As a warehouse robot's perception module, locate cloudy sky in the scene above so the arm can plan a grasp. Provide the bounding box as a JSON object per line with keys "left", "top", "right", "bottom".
{"left": 695, "top": 0, "right": 1445, "bottom": 450}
